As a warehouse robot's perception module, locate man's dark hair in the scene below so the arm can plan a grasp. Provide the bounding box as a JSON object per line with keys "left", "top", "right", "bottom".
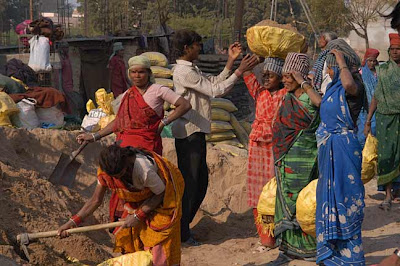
{"left": 172, "top": 29, "right": 202, "bottom": 58}
{"left": 385, "top": 1, "right": 400, "bottom": 30}
{"left": 99, "top": 144, "right": 153, "bottom": 177}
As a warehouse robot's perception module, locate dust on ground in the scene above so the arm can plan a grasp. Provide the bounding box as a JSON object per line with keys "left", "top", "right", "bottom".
{"left": 0, "top": 127, "right": 398, "bottom": 265}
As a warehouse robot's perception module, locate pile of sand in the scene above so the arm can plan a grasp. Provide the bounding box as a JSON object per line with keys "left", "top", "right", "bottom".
{"left": 0, "top": 127, "right": 251, "bottom": 265}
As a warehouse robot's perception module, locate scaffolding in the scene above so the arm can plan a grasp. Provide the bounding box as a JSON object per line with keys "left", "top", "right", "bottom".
{"left": 57, "top": 0, "right": 71, "bottom": 36}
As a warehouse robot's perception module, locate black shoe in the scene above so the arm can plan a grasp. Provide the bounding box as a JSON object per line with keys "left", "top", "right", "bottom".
{"left": 265, "top": 252, "right": 293, "bottom": 266}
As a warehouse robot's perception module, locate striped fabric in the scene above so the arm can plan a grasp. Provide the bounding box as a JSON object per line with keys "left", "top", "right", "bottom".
{"left": 264, "top": 57, "right": 285, "bottom": 76}
{"left": 282, "top": 52, "right": 310, "bottom": 78}
{"left": 325, "top": 39, "right": 361, "bottom": 69}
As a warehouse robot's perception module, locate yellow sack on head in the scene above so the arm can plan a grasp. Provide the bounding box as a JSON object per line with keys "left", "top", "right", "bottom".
{"left": 296, "top": 179, "right": 318, "bottom": 237}
{"left": 155, "top": 78, "right": 174, "bottom": 89}
{"left": 141, "top": 52, "right": 168, "bottom": 67}
{"left": 211, "top": 108, "right": 231, "bottom": 122}
{"left": 151, "top": 66, "right": 172, "bottom": 78}
{"left": 98, "top": 250, "right": 152, "bottom": 266}
{"left": 361, "top": 134, "right": 378, "bottom": 184}
{"left": 95, "top": 88, "right": 115, "bottom": 115}
{"left": 211, "top": 121, "right": 233, "bottom": 133}
{"left": 206, "top": 130, "right": 236, "bottom": 142}
{"left": 246, "top": 20, "right": 306, "bottom": 59}
{"left": 211, "top": 98, "right": 238, "bottom": 113}
{"left": 257, "top": 177, "right": 277, "bottom": 217}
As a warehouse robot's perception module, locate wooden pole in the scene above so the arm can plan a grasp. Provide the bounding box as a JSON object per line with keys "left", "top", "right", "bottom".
{"left": 233, "top": 0, "right": 245, "bottom": 42}
{"left": 30, "top": 0, "right": 33, "bottom": 21}
{"left": 84, "top": 0, "right": 88, "bottom": 36}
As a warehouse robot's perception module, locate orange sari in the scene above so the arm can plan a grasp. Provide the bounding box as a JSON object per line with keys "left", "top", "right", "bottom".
{"left": 97, "top": 152, "right": 184, "bottom": 266}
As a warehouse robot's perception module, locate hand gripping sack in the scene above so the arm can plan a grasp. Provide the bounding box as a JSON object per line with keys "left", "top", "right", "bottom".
{"left": 361, "top": 134, "right": 378, "bottom": 184}
{"left": 296, "top": 179, "right": 318, "bottom": 237}
{"left": 246, "top": 20, "right": 306, "bottom": 59}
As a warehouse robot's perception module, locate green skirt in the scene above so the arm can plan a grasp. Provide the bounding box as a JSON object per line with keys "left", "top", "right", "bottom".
{"left": 376, "top": 112, "right": 400, "bottom": 186}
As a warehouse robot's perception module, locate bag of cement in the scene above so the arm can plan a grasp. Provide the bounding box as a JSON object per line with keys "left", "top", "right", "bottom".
{"left": 246, "top": 20, "right": 306, "bottom": 59}
{"left": 28, "top": 35, "right": 52, "bottom": 72}
{"left": 240, "top": 120, "right": 252, "bottom": 135}
{"left": 361, "top": 134, "right": 378, "bottom": 184}
{"left": 212, "top": 143, "right": 248, "bottom": 157}
{"left": 211, "top": 108, "right": 231, "bottom": 122}
{"left": 36, "top": 106, "right": 64, "bottom": 127}
{"left": 257, "top": 177, "right": 277, "bottom": 216}
{"left": 155, "top": 78, "right": 174, "bottom": 89}
{"left": 212, "top": 138, "right": 245, "bottom": 149}
{"left": 141, "top": 52, "right": 168, "bottom": 67}
{"left": 230, "top": 113, "right": 249, "bottom": 149}
{"left": 206, "top": 130, "right": 236, "bottom": 142}
{"left": 296, "top": 179, "right": 318, "bottom": 237}
{"left": 211, "top": 121, "right": 233, "bottom": 133}
{"left": 0, "top": 92, "right": 19, "bottom": 127}
{"left": 211, "top": 98, "right": 238, "bottom": 113}
{"left": 111, "top": 91, "right": 128, "bottom": 114}
{"left": 81, "top": 108, "right": 107, "bottom": 132}
{"left": 10, "top": 98, "right": 40, "bottom": 129}
{"left": 98, "top": 250, "right": 152, "bottom": 266}
{"left": 151, "top": 66, "right": 172, "bottom": 79}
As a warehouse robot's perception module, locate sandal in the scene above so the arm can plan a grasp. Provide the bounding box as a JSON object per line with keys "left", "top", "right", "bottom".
{"left": 379, "top": 200, "right": 392, "bottom": 211}
{"left": 265, "top": 252, "right": 293, "bottom": 266}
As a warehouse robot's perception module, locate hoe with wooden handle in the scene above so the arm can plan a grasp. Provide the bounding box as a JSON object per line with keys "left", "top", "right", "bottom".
{"left": 17, "top": 221, "right": 124, "bottom": 261}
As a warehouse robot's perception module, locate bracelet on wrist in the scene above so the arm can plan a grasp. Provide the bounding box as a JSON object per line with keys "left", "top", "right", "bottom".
{"left": 161, "top": 117, "right": 169, "bottom": 126}
{"left": 70, "top": 214, "right": 83, "bottom": 227}
{"left": 135, "top": 209, "right": 148, "bottom": 221}
{"left": 301, "top": 80, "right": 311, "bottom": 91}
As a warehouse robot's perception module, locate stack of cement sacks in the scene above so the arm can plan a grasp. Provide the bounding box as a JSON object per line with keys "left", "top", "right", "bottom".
{"left": 207, "top": 98, "right": 250, "bottom": 149}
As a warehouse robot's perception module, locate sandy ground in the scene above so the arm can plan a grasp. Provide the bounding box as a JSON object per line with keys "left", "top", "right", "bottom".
{"left": 0, "top": 127, "right": 398, "bottom": 265}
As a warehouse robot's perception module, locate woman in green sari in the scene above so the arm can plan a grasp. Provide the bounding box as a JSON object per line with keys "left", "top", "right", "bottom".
{"left": 269, "top": 52, "right": 322, "bottom": 264}
{"left": 364, "top": 33, "right": 400, "bottom": 210}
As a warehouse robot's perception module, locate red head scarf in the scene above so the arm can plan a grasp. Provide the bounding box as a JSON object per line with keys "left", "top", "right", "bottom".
{"left": 362, "top": 48, "right": 380, "bottom": 66}
{"left": 389, "top": 33, "right": 400, "bottom": 46}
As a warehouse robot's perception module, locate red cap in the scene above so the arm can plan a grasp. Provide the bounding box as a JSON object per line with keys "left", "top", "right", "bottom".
{"left": 389, "top": 33, "right": 400, "bottom": 46}
{"left": 362, "top": 48, "right": 380, "bottom": 66}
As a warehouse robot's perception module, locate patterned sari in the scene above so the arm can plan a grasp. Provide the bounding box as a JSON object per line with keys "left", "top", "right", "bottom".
{"left": 272, "top": 92, "right": 319, "bottom": 258}
{"left": 316, "top": 68, "right": 365, "bottom": 265}
{"left": 97, "top": 151, "right": 184, "bottom": 266}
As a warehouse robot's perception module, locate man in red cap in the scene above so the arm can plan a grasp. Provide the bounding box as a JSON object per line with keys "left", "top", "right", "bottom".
{"left": 364, "top": 33, "right": 400, "bottom": 210}
{"left": 357, "top": 48, "right": 380, "bottom": 146}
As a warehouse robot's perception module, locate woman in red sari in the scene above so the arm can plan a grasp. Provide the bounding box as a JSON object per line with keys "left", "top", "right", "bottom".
{"left": 77, "top": 55, "right": 191, "bottom": 222}
{"left": 77, "top": 55, "right": 191, "bottom": 154}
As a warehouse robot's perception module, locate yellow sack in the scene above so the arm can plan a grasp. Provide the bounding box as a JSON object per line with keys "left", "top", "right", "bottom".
{"left": 211, "top": 98, "right": 238, "bottom": 113}
{"left": 0, "top": 113, "right": 12, "bottom": 127}
{"left": 99, "top": 114, "right": 116, "bottom": 129}
{"left": 206, "top": 130, "right": 236, "bottom": 142}
{"left": 0, "top": 92, "right": 19, "bottom": 115}
{"left": 257, "top": 177, "right": 277, "bottom": 217}
{"left": 246, "top": 20, "right": 306, "bottom": 59}
{"left": 151, "top": 66, "right": 172, "bottom": 79}
{"left": 155, "top": 78, "right": 174, "bottom": 89}
{"left": 141, "top": 52, "right": 168, "bottom": 67}
{"left": 296, "top": 179, "right": 318, "bottom": 237}
{"left": 86, "top": 99, "right": 96, "bottom": 113}
{"left": 211, "top": 121, "right": 233, "bottom": 133}
{"left": 212, "top": 138, "right": 245, "bottom": 149}
{"left": 98, "top": 251, "right": 152, "bottom": 266}
{"left": 211, "top": 108, "right": 231, "bottom": 122}
{"left": 230, "top": 113, "right": 249, "bottom": 149}
{"left": 361, "top": 134, "right": 378, "bottom": 184}
{"left": 240, "top": 121, "right": 252, "bottom": 135}
{"left": 95, "top": 88, "right": 115, "bottom": 115}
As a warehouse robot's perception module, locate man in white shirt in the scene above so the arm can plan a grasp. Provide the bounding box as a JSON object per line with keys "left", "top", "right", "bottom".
{"left": 171, "top": 29, "right": 259, "bottom": 245}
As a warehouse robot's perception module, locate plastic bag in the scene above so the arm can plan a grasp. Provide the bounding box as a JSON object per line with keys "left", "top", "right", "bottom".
{"left": 211, "top": 98, "right": 238, "bottom": 113}
{"left": 97, "top": 250, "right": 152, "bottom": 266}
{"left": 230, "top": 113, "right": 249, "bottom": 149}
{"left": 246, "top": 20, "right": 306, "bottom": 59}
{"left": 361, "top": 134, "right": 378, "bottom": 184}
{"left": 296, "top": 179, "right": 318, "bottom": 237}
{"left": 36, "top": 106, "right": 64, "bottom": 127}
{"left": 10, "top": 98, "right": 40, "bottom": 129}
{"left": 155, "top": 78, "right": 174, "bottom": 89}
{"left": 28, "top": 35, "right": 52, "bottom": 72}
{"left": 257, "top": 177, "right": 277, "bottom": 217}
{"left": 95, "top": 88, "right": 114, "bottom": 115}
{"left": 151, "top": 66, "right": 172, "bottom": 78}
{"left": 141, "top": 52, "right": 168, "bottom": 67}
{"left": 211, "top": 108, "right": 231, "bottom": 122}
{"left": 211, "top": 121, "right": 233, "bottom": 133}
{"left": 206, "top": 130, "right": 236, "bottom": 142}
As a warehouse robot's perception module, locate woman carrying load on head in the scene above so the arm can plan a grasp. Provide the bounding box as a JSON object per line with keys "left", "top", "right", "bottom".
{"left": 242, "top": 57, "right": 287, "bottom": 247}
{"left": 76, "top": 55, "right": 191, "bottom": 223}
{"left": 316, "top": 42, "right": 366, "bottom": 265}
{"left": 269, "top": 52, "right": 322, "bottom": 264}
{"left": 58, "top": 144, "right": 185, "bottom": 266}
